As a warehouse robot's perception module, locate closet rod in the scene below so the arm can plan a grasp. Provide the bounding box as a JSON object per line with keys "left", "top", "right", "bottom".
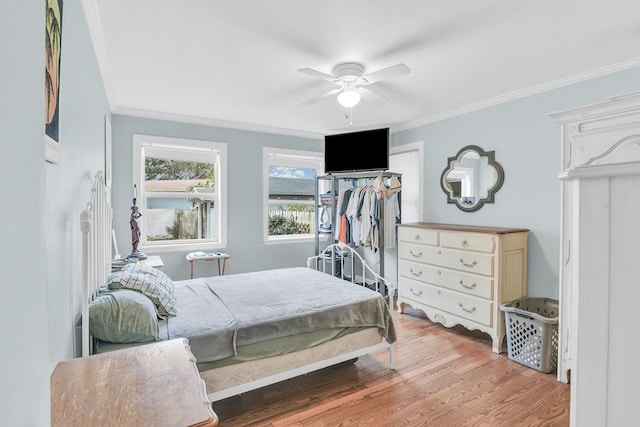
{"left": 324, "top": 170, "right": 401, "bottom": 179}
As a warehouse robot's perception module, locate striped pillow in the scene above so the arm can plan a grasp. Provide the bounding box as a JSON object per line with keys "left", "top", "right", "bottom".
{"left": 108, "top": 263, "right": 177, "bottom": 318}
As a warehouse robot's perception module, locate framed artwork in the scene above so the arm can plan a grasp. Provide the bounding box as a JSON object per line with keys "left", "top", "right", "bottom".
{"left": 105, "top": 115, "right": 112, "bottom": 188}
{"left": 45, "top": 0, "right": 63, "bottom": 164}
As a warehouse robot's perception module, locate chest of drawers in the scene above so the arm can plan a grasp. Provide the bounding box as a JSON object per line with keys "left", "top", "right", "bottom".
{"left": 397, "top": 223, "right": 528, "bottom": 353}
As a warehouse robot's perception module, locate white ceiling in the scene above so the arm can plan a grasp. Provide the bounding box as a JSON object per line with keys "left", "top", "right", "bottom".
{"left": 87, "top": 0, "right": 640, "bottom": 138}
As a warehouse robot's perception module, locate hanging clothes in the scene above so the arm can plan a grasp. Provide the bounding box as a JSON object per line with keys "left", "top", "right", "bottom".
{"left": 333, "top": 190, "right": 344, "bottom": 241}
{"left": 332, "top": 175, "right": 401, "bottom": 249}
{"left": 360, "top": 186, "right": 374, "bottom": 248}
{"left": 336, "top": 187, "right": 353, "bottom": 244}
{"left": 345, "top": 185, "right": 363, "bottom": 245}
{"left": 383, "top": 191, "right": 401, "bottom": 249}
{"left": 383, "top": 176, "right": 402, "bottom": 248}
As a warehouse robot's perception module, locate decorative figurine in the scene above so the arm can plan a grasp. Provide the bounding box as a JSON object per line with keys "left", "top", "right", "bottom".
{"left": 127, "top": 184, "right": 147, "bottom": 260}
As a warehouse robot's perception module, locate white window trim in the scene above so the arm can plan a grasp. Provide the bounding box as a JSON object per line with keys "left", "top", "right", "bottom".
{"left": 263, "top": 147, "right": 323, "bottom": 244}
{"left": 132, "top": 134, "right": 228, "bottom": 253}
{"left": 390, "top": 140, "right": 424, "bottom": 221}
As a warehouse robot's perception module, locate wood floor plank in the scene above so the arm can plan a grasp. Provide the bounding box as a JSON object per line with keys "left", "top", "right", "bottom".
{"left": 212, "top": 308, "right": 570, "bottom": 426}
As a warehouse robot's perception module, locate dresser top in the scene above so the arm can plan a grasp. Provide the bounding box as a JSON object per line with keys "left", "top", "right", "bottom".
{"left": 398, "top": 222, "right": 529, "bottom": 234}
{"left": 51, "top": 338, "right": 218, "bottom": 426}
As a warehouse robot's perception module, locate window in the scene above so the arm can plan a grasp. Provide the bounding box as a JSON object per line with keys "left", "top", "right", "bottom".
{"left": 133, "top": 134, "right": 227, "bottom": 252}
{"left": 263, "top": 147, "right": 323, "bottom": 243}
{"left": 390, "top": 141, "right": 423, "bottom": 223}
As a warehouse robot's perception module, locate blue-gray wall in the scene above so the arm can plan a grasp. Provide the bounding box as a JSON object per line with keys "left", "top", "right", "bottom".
{"left": 111, "top": 115, "right": 323, "bottom": 280}
{"left": 392, "top": 66, "right": 640, "bottom": 299}
{"left": 1, "top": 2, "right": 110, "bottom": 425}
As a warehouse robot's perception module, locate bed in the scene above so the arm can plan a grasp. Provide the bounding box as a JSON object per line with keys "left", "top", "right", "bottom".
{"left": 80, "top": 172, "right": 396, "bottom": 402}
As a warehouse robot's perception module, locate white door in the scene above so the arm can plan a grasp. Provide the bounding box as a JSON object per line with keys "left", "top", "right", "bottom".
{"left": 389, "top": 141, "right": 423, "bottom": 223}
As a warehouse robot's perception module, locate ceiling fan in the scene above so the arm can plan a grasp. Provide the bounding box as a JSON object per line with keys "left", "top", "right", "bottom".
{"left": 298, "top": 62, "right": 410, "bottom": 108}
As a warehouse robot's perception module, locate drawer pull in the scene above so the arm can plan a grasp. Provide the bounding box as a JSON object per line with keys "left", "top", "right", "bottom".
{"left": 410, "top": 250, "right": 423, "bottom": 258}
{"left": 410, "top": 288, "right": 423, "bottom": 297}
{"left": 410, "top": 268, "right": 423, "bottom": 277}
{"left": 414, "top": 234, "right": 421, "bottom": 241}
{"left": 459, "top": 258, "right": 477, "bottom": 268}
{"left": 459, "top": 303, "right": 477, "bottom": 313}
{"left": 461, "top": 239, "right": 469, "bottom": 248}
{"left": 460, "top": 280, "right": 477, "bottom": 289}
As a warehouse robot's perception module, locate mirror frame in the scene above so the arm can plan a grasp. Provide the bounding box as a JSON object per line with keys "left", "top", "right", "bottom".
{"left": 440, "top": 145, "right": 504, "bottom": 212}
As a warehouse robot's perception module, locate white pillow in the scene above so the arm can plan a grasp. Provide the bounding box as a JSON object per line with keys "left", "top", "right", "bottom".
{"left": 107, "top": 263, "right": 177, "bottom": 318}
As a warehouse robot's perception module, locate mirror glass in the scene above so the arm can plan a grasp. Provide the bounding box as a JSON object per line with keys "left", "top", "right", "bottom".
{"left": 440, "top": 145, "right": 504, "bottom": 212}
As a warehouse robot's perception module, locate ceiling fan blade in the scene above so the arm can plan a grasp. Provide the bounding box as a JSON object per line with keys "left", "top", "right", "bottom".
{"left": 362, "top": 63, "right": 410, "bottom": 84}
{"left": 302, "top": 87, "right": 342, "bottom": 106}
{"left": 297, "top": 68, "right": 337, "bottom": 82}
{"left": 359, "top": 86, "right": 389, "bottom": 105}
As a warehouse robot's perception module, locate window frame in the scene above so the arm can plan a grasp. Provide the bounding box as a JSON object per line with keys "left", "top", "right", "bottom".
{"left": 263, "top": 147, "right": 323, "bottom": 244}
{"left": 132, "top": 134, "right": 228, "bottom": 253}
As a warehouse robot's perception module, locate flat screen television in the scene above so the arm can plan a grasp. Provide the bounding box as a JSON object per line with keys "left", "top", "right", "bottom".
{"left": 324, "top": 127, "right": 389, "bottom": 173}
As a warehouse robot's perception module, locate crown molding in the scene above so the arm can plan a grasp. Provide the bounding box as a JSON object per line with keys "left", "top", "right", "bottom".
{"left": 392, "top": 57, "right": 640, "bottom": 134}
{"left": 82, "top": 0, "right": 117, "bottom": 111}
{"left": 113, "top": 106, "right": 323, "bottom": 140}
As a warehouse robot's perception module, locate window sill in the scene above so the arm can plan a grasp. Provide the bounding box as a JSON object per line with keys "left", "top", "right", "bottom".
{"left": 140, "top": 242, "right": 228, "bottom": 254}
{"left": 264, "top": 235, "right": 316, "bottom": 245}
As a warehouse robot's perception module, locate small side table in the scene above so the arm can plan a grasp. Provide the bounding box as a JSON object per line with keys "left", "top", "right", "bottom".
{"left": 140, "top": 255, "right": 164, "bottom": 269}
{"left": 186, "top": 252, "right": 230, "bottom": 279}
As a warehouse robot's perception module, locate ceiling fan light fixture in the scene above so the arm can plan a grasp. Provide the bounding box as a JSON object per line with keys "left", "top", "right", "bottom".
{"left": 337, "top": 87, "right": 361, "bottom": 108}
{"left": 299, "top": 62, "right": 409, "bottom": 107}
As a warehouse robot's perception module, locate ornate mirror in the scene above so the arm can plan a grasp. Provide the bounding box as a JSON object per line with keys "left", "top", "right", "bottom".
{"left": 440, "top": 145, "right": 504, "bottom": 212}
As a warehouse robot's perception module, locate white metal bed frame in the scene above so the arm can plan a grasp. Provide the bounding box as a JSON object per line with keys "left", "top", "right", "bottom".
{"left": 80, "top": 171, "right": 394, "bottom": 401}
{"left": 306, "top": 242, "right": 396, "bottom": 302}
{"left": 80, "top": 171, "right": 112, "bottom": 357}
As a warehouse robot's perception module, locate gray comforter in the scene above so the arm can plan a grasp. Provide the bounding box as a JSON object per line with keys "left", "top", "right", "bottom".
{"left": 166, "top": 267, "right": 396, "bottom": 362}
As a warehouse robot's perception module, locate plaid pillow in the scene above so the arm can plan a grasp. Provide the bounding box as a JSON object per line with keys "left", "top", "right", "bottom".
{"left": 108, "top": 263, "right": 177, "bottom": 318}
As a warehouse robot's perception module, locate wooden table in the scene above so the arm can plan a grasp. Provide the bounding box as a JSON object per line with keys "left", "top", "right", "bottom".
{"left": 185, "top": 252, "right": 230, "bottom": 279}
{"left": 51, "top": 338, "right": 218, "bottom": 427}
{"left": 140, "top": 255, "right": 164, "bottom": 269}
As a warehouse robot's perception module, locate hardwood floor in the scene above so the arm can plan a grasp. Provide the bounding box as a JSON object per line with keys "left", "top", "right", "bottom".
{"left": 212, "top": 307, "right": 570, "bottom": 426}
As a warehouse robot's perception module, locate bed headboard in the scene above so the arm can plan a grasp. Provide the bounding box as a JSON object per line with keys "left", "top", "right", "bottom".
{"left": 80, "top": 171, "right": 113, "bottom": 356}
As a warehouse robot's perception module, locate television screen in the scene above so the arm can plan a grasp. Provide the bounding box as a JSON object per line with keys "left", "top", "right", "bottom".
{"left": 324, "top": 127, "right": 389, "bottom": 173}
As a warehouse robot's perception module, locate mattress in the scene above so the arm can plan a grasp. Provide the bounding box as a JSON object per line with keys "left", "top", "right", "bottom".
{"left": 198, "top": 327, "right": 385, "bottom": 398}
{"left": 196, "top": 326, "right": 367, "bottom": 369}
{"left": 94, "top": 326, "right": 363, "bottom": 360}
{"left": 167, "top": 267, "right": 396, "bottom": 362}
{"left": 95, "top": 267, "right": 396, "bottom": 363}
